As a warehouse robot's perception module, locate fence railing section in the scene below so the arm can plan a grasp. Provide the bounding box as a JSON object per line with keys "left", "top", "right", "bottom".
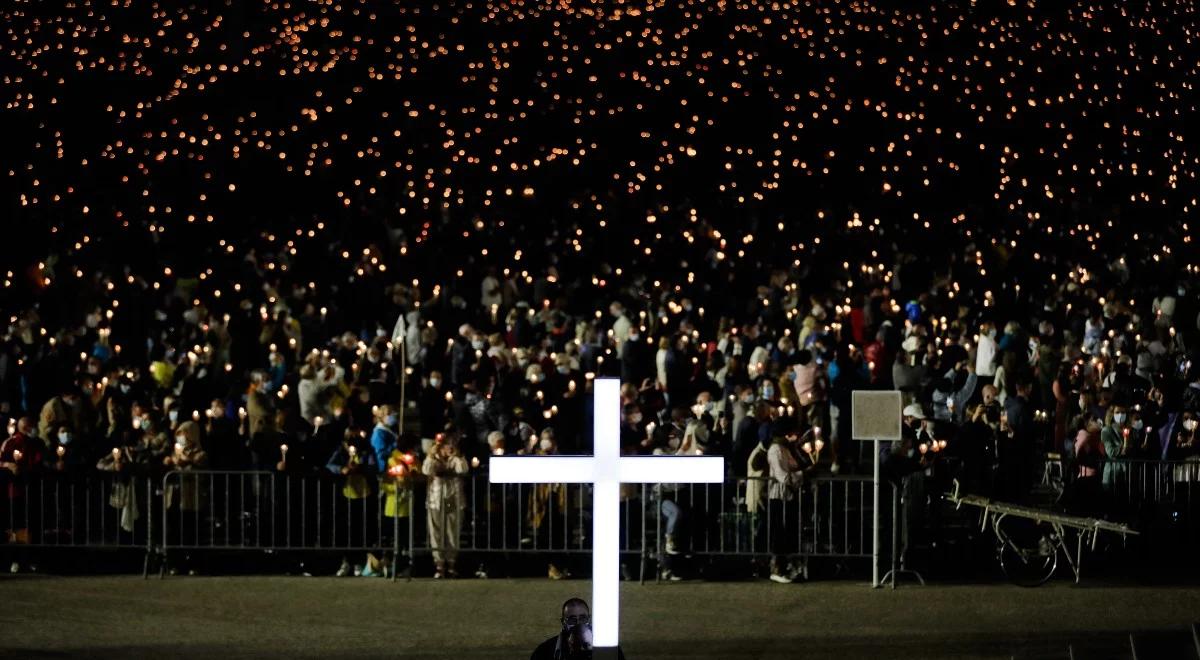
{"left": 4, "top": 457, "right": 1198, "bottom": 577}
{"left": 1, "top": 472, "right": 156, "bottom": 551}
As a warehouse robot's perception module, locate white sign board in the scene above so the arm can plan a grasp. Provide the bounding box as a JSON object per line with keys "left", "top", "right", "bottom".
{"left": 851, "top": 390, "right": 902, "bottom": 441}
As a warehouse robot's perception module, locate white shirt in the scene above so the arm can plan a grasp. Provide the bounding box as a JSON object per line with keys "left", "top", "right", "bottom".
{"left": 975, "top": 334, "right": 997, "bottom": 377}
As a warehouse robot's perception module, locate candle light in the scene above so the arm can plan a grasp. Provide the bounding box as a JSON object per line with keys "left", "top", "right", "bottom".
{"left": 112, "top": 447, "right": 121, "bottom": 461}
{"left": 13, "top": 450, "right": 21, "bottom": 462}
{"left": 281, "top": 444, "right": 289, "bottom": 457}
{"left": 56, "top": 446, "right": 65, "bottom": 458}
{"left": 470, "top": 456, "right": 480, "bottom": 468}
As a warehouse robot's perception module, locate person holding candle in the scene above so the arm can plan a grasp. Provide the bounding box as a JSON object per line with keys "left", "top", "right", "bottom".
{"left": 2, "top": 417, "right": 44, "bottom": 565}
{"left": 766, "top": 416, "right": 809, "bottom": 583}
{"left": 422, "top": 430, "right": 469, "bottom": 578}
{"left": 370, "top": 404, "right": 400, "bottom": 471}
{"left": 326, "top": 428, "right": 378, "bottom": 576}
{"left": 1100, "top": 404, "right": 1132, "bottom": 493}
{"left": 378, "top": 448, "right": 416, "bottom": 578}
{"left": 163, "top": 420, "right": 209, "bottom": 573}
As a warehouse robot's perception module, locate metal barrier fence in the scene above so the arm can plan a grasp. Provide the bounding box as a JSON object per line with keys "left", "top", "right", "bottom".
{"left": 154, "top": 470, "right": 877, "bottom": 579}
{"left": 1043, "top": 456, "right": 1200, "bottom": 510}
{"left": 0, "top": 472, "right": 158, "bottom": 574}
{"left": 5, "top": 458, "right": 1196, "bottom": 578}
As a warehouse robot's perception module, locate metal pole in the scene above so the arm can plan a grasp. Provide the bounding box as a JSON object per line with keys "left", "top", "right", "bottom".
{"left": 398, "top": 337, "right": 407, "bottom": 433}
{"left": 872, "top": 438, "right": 881, "bottom": 588}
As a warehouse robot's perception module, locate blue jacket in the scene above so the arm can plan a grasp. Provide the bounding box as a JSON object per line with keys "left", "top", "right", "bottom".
{"left": 370, "top": 424, "right": 399, "bottom": 470}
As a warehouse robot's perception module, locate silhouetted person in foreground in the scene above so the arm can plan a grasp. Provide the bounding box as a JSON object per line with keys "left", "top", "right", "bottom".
{"left": 531, "top": 598, "right": 627, "bottom": 660}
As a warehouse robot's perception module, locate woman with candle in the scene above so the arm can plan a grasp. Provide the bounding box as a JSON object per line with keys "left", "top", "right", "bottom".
{"left": 1, "top": 417, "right": 44, "bottom": 565}
{"left": 378, "top": 448, "right": 416, "bottom": 579}
{"left": 162, "top": 420, "right": 209, "bottom": 574}
{"left": 422, "top": 430, "right": 469, "bottom": 579}
{"left": 326, "top": 428, "right": 378, "bottom": 577}
{"left": 1099, "top": 404, "right": 1131, "bottom": 494}
{"left": 766, "top": 417, "right": 810, "bottom": 583}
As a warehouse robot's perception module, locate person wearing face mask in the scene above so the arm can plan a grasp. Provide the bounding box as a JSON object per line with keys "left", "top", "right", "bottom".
{"left": 526, "top": 429, "right": 569, "bottom": 579}
{"left": 1170, "top": 414, "right": 1198, "bottom": 464}
{"left": 47, "top": 424, "right": 86, "bottom": 474}
{"left": 766, "top": 417, "right": 810, "bottom": 583}
{"left": 38, "top": 386, "right": 88, "bottom": 450}
{"left": 163, "top": 421, "right": 209, "bottom": 571}
{"left": 422, "top": 431, "right": 469, "bottom": 579}
{"left": 1100, "top": 405, "right": 1131, "bottom": 493}
{"left": 370, "top": 405, "right": 400, "bottom": 469}
{"left": 1120, "top": 410, "right": 1149, "bottom": 458}
{"left": 759, "top": 378, "right": 778, "bottom": 403}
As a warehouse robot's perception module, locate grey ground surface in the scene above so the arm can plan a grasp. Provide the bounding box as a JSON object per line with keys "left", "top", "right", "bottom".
{"left": 1, "top": 575, "right": 1198, "bottom": 659}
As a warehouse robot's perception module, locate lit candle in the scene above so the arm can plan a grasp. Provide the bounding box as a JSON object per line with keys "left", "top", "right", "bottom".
{"left": 12, "top": 450, "right": 21, "bottom": 462}
{"left": 112, "top": 447, "right": 121, "bottom": 461}
{"left": 281, "top": 444, "right": 289, "bottom": 457}
{"left": 470, "top": 456, "right": 480, "bottom": 469}
{"left": 56, "top": 446, "right": 65, "bottom": 458}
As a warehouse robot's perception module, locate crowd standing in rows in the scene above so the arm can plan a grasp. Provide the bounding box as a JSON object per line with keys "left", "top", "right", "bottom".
{"left": 3, "top": 0, "right": 1199, "bottom": 580}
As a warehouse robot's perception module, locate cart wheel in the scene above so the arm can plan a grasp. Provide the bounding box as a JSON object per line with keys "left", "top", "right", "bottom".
{"left": 996, "top": 518, "right": 1058, "bottom": 587}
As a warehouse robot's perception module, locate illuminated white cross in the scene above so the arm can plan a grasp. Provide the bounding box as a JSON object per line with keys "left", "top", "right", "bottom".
{"left": 489, "top": 378, "right": 723, "bottom": 658}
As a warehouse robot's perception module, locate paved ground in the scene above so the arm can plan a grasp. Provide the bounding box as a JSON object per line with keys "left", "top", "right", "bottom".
{"left": 2, "top": 575, "right": 1199, "bottom": 659}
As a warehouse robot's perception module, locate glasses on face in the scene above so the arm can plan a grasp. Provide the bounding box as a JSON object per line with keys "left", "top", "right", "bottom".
{"left": 562, "top": 614, "right": 590, "bottom": 627}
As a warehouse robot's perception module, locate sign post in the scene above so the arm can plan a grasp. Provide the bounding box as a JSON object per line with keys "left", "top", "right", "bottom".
{"left": 851, "top": 390, "right": 902, "bottom": 588}
{"left": 490, "top": 378, "right": 724, "bottom": 658}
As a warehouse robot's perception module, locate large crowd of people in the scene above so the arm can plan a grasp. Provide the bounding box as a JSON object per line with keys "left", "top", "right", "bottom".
{"left": 2, "top": 0, "right": 1198, "bottom": 580}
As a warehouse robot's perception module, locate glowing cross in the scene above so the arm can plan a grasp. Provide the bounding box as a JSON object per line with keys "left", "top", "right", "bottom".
{"left": 489, "top": 378, "right": 723, "bottom": 658}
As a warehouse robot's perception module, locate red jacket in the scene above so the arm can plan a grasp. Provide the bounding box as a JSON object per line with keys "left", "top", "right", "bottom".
{"left": 1, "top": 432, "right": 44, "bottom": 498}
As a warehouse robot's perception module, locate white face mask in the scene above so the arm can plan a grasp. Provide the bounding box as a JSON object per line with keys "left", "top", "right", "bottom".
{"left": 539, "top": 439, "right": 553, "bottom": 451}
{"left": 168, "top": 410, "right": 179, "bottom": 423}
{"left": 1113, "top": 413, "right": 1127, "bottom": 426}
